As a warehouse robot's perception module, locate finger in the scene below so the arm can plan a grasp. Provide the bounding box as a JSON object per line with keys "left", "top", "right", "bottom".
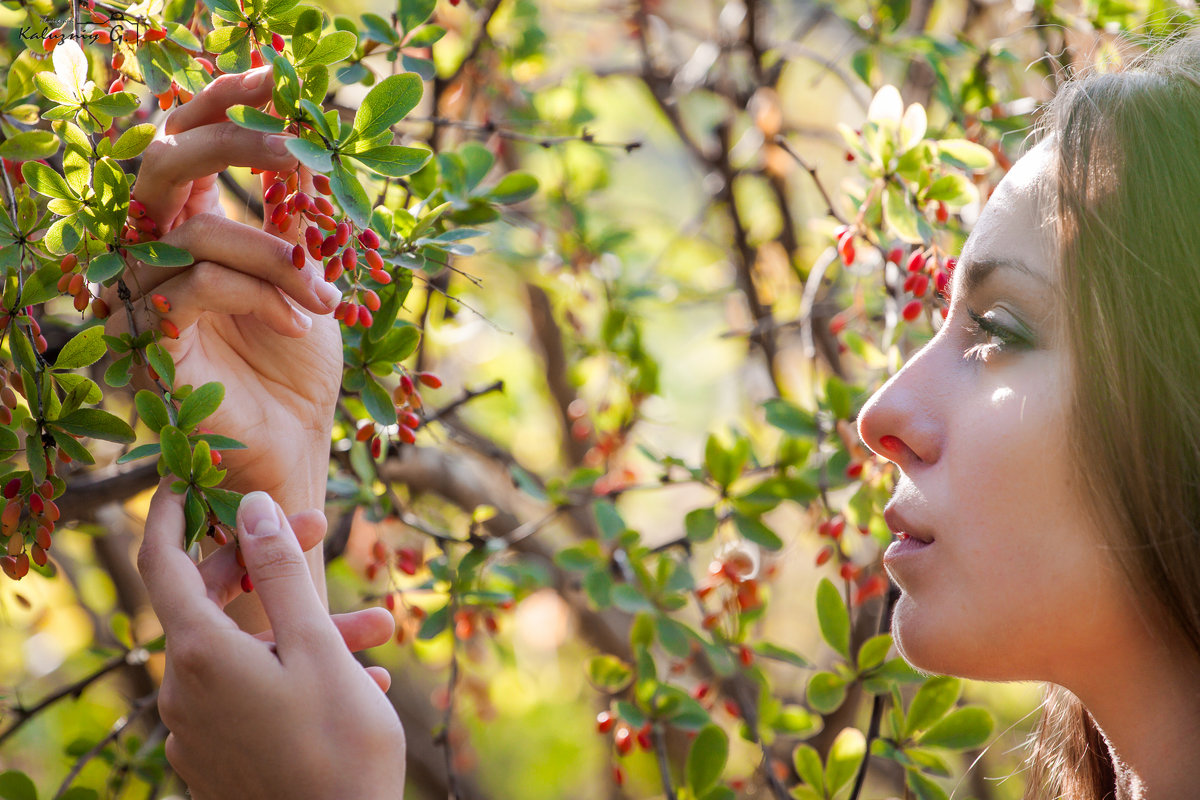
{"left": 366, "top": 665, "right": 392, "bottom": 693}
{"left": 105, "top": 214, "right": 340, "bottom": 315}
{"left": 252, "top": 608, "right": 395, "bottom": 653}
{"left": 197, "top": 509, "right": 329, "bottom": 609}
{"left": 137, "top": 480, "right": 237, "bottom": 634}
{"left": 236, "top": 492, "right": 340, "bottom": 655}
{"left": 164, "top": 67, "right": 275, "bottom": 135}
{"left": 104, "top": 261, "right": 313, "bottom": 341}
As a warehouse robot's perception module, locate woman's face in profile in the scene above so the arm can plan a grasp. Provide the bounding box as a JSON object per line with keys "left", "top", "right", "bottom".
{"left": 857, "top": 142, "right": 1143, "bottom": 683}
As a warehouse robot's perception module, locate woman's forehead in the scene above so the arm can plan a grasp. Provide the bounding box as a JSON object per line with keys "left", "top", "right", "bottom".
{"left": 958, "top": 140, "right": 1057, "bottom": 280}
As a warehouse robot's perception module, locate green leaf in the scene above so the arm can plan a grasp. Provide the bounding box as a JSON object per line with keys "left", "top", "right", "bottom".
{"left": 806, "top": 670, "right": 847, "bottom": 714}
{"left": 611, "top": 584, "right": 654, "bottom": 613}
{"left": 108, "top": 124, "right": 157, "bottom": 160}
{"left": 654, "top": 616, "right": 692, "bottom": 658}
{"left": 215, "top": 28, "right": 254, "bottom": 74}
{"left": 135, "top": 390, "right": 171, "bottom": 433}
{"left": 371, "top": 325, "right": 420, "bottom": 363}
{"left": 166, "top": 21, "right": 203, "bottom": 50}
{"left": 0, "top": 131, "right": 60, "bottom": 162}
{"left": 418, "top": 604, "right": 449, "bottom": 639}
{"left": 816, "top": 577, "right": 850, "bottom": 658}
{"left": 916, "top": 707, "right": 993, "bottom": 750}
{"left": 286, "top": 137, "right": 334, "bottom": 173}
{"left": 227, "top": 105, "right": 287, "bottom": 133}
{"left": 0, "top": 770, "right": 38, "bottom": 800}
{"left": 160, "top": 425, "right": 192, "bottom": 477}
{"left": 0, "top": 427, "right": 18, "bottom": 457}
{"left": 906, "top": 768, "right": 950, "bottom": 800}
{"left": 925, "top": 173, "right": 974, "bottom": 205}
{"left": 204, "top": 487, "right": 243, "bottom": 528}
{"left": 361, "top": 12, "right": 400, "bottom": 44}
{"left": 487, "top": 172, "right": 538, "bottom": 204}
{"left": 330, "top": 159, "right": 371, "bottom": 229}
{"left": 762, "top": 398, "right": 818, "bottom": 437}
{"left": 51, "top": 430, "right": 95, "bottom": 465}
{"left": 33, "top": 71, "right": 78, "bottom": 105}
{"left": 407, "top": 24, "right": 446, "bottom": 47}
{"left": 586, "top": 654, "right": 633, "bottom": 692}
{"left": 752, "top": 641, "right": 811, "bottom": 668}
{"left": 21, "top": 161, "right": 74, "bottom": 199}
{"left": 21, "top": 261, "right": 68, "bottom": 306}
{"left": 88, "top": 92, "right": 139, "bottom": 117}
{"left": 105, "top": 354, "right": 134, "bottom": 388}
{"left": 183, "top": 487, "right": 207, "bottom": 546}
{"left": 350, "top": 145, "right": 431, "bottom": 179}
{"left": 124, "top": 241, "right": 194, "bottom": 267}
{"left": 936, "top": 138, "right": 994, "bottom": 171}
{"left": 290, "top": 8, "right": 321, "bottom": 62}
{"left": 884, "top": 182, "right": 922, "bottom": 244}
{"left": 792, "top": 744, "right": 824, "bottom": 795}
{"left": 732, "top": 512, "right": 782, "bottom": 550}
{"left": 193, "top": 433, "right": 247, "bottom": 450}
{"left": 826, "top": 727, "right": 866, "bottom": 794}
{"left": 55, "top": 408, "right": 136, "bottom": 443}
{"left": 178, "top": 382, "right": 224, "bottom": 431}
{"left": 352, "top": 73, "right": 423, "bottom": 140}
{"left": 54, "top": 326, "right": 106, "bottom": 370}
{"left": 398, "top": 0, "right": 436, "bottom": 34}
{"left": 146, "top": 342, "right": 176, "bottom": 386}
{"left": 206, "top": 0, "right": 247, "bottom": 22}
{"left": 297, "top": 30, "right": 357, "bottom": 66}
{"left": 685, "top": 725, "right": 728, "bottom": 796}
{"left": 593, "top": 500, "right": 625, "bottom": 540}
{"left": 684, "top": 507, "right": 717, "bottom": 542}
{"left": 87, "top": 251, "right": 126, "bottom": 282}
{"left": 116, "top": 442, "right": 162, "bottom": 464}
{"left": 905, "top": 676, "right": 961, "bottom": 737}
{"left": 361, "top": 376, "right": 396, "bottom": 425}
{"left": 857, "top": 633, "right": 893, "bottom": 671}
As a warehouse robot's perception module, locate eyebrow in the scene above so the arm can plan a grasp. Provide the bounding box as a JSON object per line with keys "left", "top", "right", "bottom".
{"left": 957, "top": 256, "right": 1050, "bottom": 295}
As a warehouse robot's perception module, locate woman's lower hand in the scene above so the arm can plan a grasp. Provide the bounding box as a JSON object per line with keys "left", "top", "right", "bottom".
{"left": 139, "top": 484, "right": 406, "bottom": 800}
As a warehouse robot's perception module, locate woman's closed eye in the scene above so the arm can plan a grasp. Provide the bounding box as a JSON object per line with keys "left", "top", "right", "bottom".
{"left": 963, "top": 306, "right": 1033, "bottom": 361}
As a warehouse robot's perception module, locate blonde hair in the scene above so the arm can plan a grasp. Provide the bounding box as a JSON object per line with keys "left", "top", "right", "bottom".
{"left": 1023, "top": 31, "right": 1200, "bottom": 800}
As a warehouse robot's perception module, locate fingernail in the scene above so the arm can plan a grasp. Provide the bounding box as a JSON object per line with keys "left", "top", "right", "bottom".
{"left": 239, "top": 491, "right": 279, "bottom": 537}
{"left": 266, "top": 135, "right": 293, "bottom": 156}
{"left": 315, "top": 279, "right": 341, "bottom": 309}
{"left": 242, "top": 66, "right": 271, "bottom": 89}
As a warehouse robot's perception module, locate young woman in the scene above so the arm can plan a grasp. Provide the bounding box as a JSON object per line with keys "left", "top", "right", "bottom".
{"left": 135, "top": 34, "right": 1200, "bottom": 800}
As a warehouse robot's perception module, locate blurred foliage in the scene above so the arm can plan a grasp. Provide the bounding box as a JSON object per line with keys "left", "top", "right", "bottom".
{"left": 0, "top": 0, "right": 1191, "bottom": 797}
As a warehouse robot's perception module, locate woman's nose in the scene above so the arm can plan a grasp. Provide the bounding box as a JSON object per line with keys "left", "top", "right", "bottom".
{"left": 856, "top": 344, "right": 945, "bottom": 470}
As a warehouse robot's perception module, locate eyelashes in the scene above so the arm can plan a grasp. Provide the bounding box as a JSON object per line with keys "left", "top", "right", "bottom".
{"left": 962, "top": 306, "right": 1031, "bottom": 360}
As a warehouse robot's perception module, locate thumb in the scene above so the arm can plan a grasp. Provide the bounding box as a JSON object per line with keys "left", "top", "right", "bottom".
{"left": 237, "top": 491, "right": 337, "bottom": 654}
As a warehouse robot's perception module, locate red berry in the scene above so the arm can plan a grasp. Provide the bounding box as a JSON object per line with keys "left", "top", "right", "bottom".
{"left": 92, "top": 298, "right": 110, "bottom": 319}
{"left": 901, "top": 299, "right": 922, "bottom": 322}
{"left": 911, "top": 274, "right": 929, "bottom": 298}
{"left": 614, "top": 727, "right": 633, "bottom": 757}
{"left": 886, "top": 247, "right": 903, "bottom": 265}
{"left": 635, "top": 725, "right": 652, "bottom": 751}
{"left": 370, "top": 436, "right": 383, "bottom": 459}
{"left": 241, "top": 572, "right": 254, "bottom": 593}
{"left": 905, "top": 250, "right": 926, "bottom": 273}
{"left": 935, "top": 201, "right": 949, "bottom": 223}
{"left": 401, "top": 411, "right": 420, "bottom": 429}
{"left": 151, "top": 293, "right": 171, "bottom": 313}
{"left": 35, "top": 526, "right": 52, "bottom": 550}
{"left": 365, "top": 249, "right": 384, "bottom": 271}
{"left": 357, "top": 308, "right": 373, "bottom": 328}
{"left": 739, "top": 645, "right": 753, "bottom": 666}
{"left": 265, "top": 181, "right": 287, "bottom": 204}
{"left": 313, "top": 174, "right": 332, "bottom": 195}
{"left": 294, "top": 193, "right": 312, "bottom": 213}
{"left": 250, "top": 49, "right": 264, "bottom": 68}
{"left": 144, "top": 27, "right": 166, "bottom": 41}
{"left": 358, "top": 229, "right": 381, "bottom": 249}
{"left": 335, "top": 221, "right": 350, "bottom": 246}
{"left": 3, "top": 478, "right": 19, "bottom": 499}
{"left": 815, "top": 545, "right": 834, "bottom": 566}
{"left": 342, "top": 248, "right": 358, "bottom": 271}
{"left": 160, "top": 319, "right": 181, "bottom": 339}
{"left": 292, "top": 245, "right": 306, "bottom": 270}
{"left": 60, "top": 254, "right": 78, "bottom": 273}
{"left": 417, "top": 372, "right": 442, "bottom": 389}
{"left": 324, "top": 258, "right": 344, "bottom": 282}
{"left": 305, "top": 226, "right": 323, "bottom": 258}
{"left": 314, "top": 197, "right": 335, "bottom": 216}
{"left": 398, "top": 425, "right": 416, "bottom": 445}
{"left": 837, "top": 231, "right": 855, "bottom": 264}
{"left": 362, "top": 289, "right": 381, "bottom": 311}
{"left": 400, "top": 374, "right": 415, "bottom": 396}
{"left": 596, "top": 711, "right": 615, "bottom": 734}
{"left": 370, "top": 268, "right": 391, "bottom": 285}
{"left": 321, "top": 236, "right": 338, "bottom": 258}
{"left": 109, "top": 78, "right": 125, "bottom": 94}
{"left": 272, "top": 32, "right": 285, "bottom": 52}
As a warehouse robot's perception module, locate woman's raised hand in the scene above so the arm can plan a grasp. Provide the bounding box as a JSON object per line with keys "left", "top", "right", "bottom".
{"left": 139, "top": 484, "right": 406, "bottom": 800}
{"left": 103, "top": 68, "right": 343, "bottom": 515}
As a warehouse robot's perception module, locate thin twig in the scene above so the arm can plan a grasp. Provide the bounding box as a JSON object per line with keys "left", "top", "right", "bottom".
{"left": 53, "top": 690, "right": 158, "bottom": 800}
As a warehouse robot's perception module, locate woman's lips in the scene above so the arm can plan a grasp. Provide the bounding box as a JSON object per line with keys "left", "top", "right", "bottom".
{"left": 883, "top": 532, "right": 934, "bottom": 563}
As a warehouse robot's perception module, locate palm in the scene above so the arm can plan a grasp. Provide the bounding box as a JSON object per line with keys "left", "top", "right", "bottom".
{"left": 164, "top": 309, "right": 341, "bottom": 500}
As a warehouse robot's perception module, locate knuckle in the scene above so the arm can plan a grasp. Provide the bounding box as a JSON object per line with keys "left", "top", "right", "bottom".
{"left": 247, "top": 540, "right": 305, "bottom": 584}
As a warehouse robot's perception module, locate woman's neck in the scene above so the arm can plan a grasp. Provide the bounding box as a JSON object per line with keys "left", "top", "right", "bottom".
{"left": 1066, "top": 624, "right": 1200, "bottom": 800}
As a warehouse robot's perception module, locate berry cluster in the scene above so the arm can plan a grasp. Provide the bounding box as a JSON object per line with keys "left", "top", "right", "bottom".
{"left": 812, "top": 514, "right": 888, "bottom": 604}
{"left": 697, "top": 541, "right": 768, "bottom": 633}
{"left": 55, "top": 254, "right": 109, "bottom": 317}
{"left": 890, "top": 248, "right": 955, "bottom": 322}
{"left": 0, "top": 472, "right": 62, "bottom": 581}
